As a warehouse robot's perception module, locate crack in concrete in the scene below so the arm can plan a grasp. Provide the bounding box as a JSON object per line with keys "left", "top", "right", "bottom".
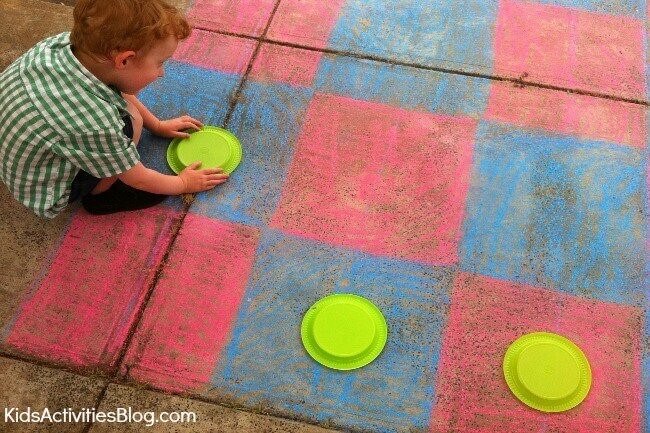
{"left": 3, "top": 3, "right": 646, "bottom": 432}
{"left": 193, "top": 25, "right": 650, "bottom": 107}
{"left": 222, "top": 0, "right": 285, "bottom": 127}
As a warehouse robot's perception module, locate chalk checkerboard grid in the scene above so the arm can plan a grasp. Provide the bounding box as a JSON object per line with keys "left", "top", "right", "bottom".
{"left": 132, "top": 10, "right": 648, "bottom": 430}
{"left": 189, "top": 0, "right": 648, "bottom": 101}
{"left": 1, "top": 1, "right": 647, "bottom": 432}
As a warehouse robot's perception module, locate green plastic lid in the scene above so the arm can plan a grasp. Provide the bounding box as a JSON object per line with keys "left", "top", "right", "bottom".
{"left": 503, "top": 332, "right": 591, "bottom": 412}
{"left": 166, "top": 126, "right": 242, "bottom": 174}
{"left": 301, "top": 294, "right": 388, "bottom": 370}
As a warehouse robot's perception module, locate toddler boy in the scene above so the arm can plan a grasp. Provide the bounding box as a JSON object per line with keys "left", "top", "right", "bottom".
{"left": 0, "top": 0, "right": 228, "bottom": 218}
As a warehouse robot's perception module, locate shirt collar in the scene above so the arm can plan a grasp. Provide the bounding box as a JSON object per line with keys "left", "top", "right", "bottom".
{"left": 57, "top": 32, "right": 127, "bottom": 112}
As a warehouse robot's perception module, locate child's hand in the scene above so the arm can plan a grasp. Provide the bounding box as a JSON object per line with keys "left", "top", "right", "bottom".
{"left": 179, "top": 162, "right": 229, "bottom": 193}
{"left": 154, "top": 116, "right": 203, "bottom": 138}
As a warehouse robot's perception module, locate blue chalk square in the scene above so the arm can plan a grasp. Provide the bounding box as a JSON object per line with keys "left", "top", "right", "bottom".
{"left": 314, "top": 54, "right": 491, "bottom": 118}
{"left": 137, "top": 60, "right": 242, "bottom": 174}
{"left": 189, "top": 82, "right": 314, "bottom": 227}
{"left": 138, "top": 60, "right": 240, "bottom": 129}
{"left": 460, "top": 120, "right": 647, "bottom": 306}
{"left": 329, "top": 0, "right": 498, "bottom": 72}
{"left": 210, "top": 229, "right": 454, "bottom": 432}
{"left": 136, "top": 60, "right": 243, "bottom": 209}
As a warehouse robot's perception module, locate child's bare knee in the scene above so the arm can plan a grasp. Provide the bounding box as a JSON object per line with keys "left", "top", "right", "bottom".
{"left": 91, "top": 176, "right": 118, "bottom": 195}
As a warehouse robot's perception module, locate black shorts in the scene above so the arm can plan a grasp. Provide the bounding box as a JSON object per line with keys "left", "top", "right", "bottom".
{"left": 68, "top": 114, "right": 134, "bottom": 204}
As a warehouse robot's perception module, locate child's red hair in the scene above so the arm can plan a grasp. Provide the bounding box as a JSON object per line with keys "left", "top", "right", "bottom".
{"left": 71, "top": 0, "right": 191, "bottom": 57}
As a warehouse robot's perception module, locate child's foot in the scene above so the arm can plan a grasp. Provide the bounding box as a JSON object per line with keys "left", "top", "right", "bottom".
{"left": 81, "top": 180, "right": 168, "bottom": 215}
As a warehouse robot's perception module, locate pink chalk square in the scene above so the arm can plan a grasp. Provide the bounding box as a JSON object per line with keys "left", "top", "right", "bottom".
{"left": 430, "top": 272, "right": 643, "bottom": 433}
{"left": 187, "top": 0, "right": 276, "bottom": 36}
{"left": 485, "top": 82, "right": 647, "bottom": 148}
{"left": 172, "top": 29, "right": 256, "bottom": 74}
{"left": 249, "top": 43, "right": 323, "bottom": 87}
{"left": 269, "top": 93, "right": 477, "bottom": 266}
{"left": 3, "top": 207, "right": 179, "bottom": 370}
{"left": 493, "top": 0, "right": 646, "bottom": 100}
{"left": 266, "top": 0, "right": 347, "bottom": 48}
{"left": 121, "top": 214, "right": 260, "bottom": 393}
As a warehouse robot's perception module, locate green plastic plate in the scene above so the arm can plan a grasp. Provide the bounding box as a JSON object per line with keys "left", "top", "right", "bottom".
{"left": 166, "top": 126, "right": 242, "bottom": 174}
{"left": 301, "top": 294, "right": 388, "bottom": 370}
{"left": 503, "top": 332, "right": 592, "bottom": 412}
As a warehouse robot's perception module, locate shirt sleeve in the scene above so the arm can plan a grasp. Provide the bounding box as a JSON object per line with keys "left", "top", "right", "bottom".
{"left": 54, "top": 128, "right": 141, "bottom": 178}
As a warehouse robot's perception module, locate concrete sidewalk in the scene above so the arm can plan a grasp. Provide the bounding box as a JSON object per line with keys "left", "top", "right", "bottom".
{"left": 0, "top": 1, "right": 339, "bottom": 431}
{"left": 0, "top": 0, "right": 647, "bottom": 432}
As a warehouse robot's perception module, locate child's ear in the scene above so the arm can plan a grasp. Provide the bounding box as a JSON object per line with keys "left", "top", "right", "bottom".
{"left": 112, "top": 50, "right": 137, "bottom": 69}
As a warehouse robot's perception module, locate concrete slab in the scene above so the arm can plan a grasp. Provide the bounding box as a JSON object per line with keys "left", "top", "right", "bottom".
{"left": 0, "top": 0, "right": 77, "bottom": 350}
{"left": 119, "top": 42, "right": 645, "bottom": 432}
{"left": 88, "top": 383, "right": 340, "bottom": 432}
{"left": 0, "top": 186, "right": 76, "bottom": 337}
{"left": 0, "top": 28, "right": 256, "bottom": 373}
{"left": 460, "top": 119, "right": 646, "bottom": 305}
{"left": 0, "top": 10, "right": 194, "bottom": 370}
{"left": 187, "top": 0, "right": 277, "bottom": 36}
{"left": 263, "top": 0, "right": 650, "bottom": 101}
{"left": 0, "top": 0, "right": 192, "bottom": 72}
{"left": 491, "top": 0, "right": 646, "bottom": 101}
{"left": 120, "top": 214, "right": 261, "bottom": 393}
{"left": 0, "top": 0, "right": 72, "bottom": 71}
{"left": 0, "top": 1, "right": 647, "bottom": 432}
{"left": 0, "top": 356, "right": 105, "bottom": 432}
{"left": 431, "top": 273, "right": 643, "bottom": 432}
{"left": 0, "top": 0, "right": 198, "bottom": 342}
{"left": 1, "top": 207, "right": 181, "bottom": 372}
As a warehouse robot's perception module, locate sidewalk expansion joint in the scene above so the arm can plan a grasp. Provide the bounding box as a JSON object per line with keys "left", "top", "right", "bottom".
{"left": 223, "top": 0, "right": 284, "bottom": 127}
{"left": 193, "top": 25, "right": 649, "bottom": 107}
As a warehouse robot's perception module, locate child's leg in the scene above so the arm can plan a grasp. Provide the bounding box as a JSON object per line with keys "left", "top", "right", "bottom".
{"left": 91, "top": 176, "right": 117, "bottom": 195}
{"left": 81, "top": 179, "right": 168, "bottom": 215}
{"left": 68, "top": 169, "right": 102, "bottom": 204}
{"left": 81, "top": 104, "right": 167, "bottom": 215}
{"left": 89, "top": 101, "right": 143, "bottom": 195}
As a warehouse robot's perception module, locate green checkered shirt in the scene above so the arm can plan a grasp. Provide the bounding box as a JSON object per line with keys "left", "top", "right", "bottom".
{"left": 0, "top": 32, "right": 140, "bottom": 218}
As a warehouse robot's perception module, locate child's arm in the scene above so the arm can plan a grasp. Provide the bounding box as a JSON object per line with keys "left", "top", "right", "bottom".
{"left": 122, "top": 93, "right": 203, "bottom": 138}
{"left": 118, "top": 162, "right": 228, "bottom": 194}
